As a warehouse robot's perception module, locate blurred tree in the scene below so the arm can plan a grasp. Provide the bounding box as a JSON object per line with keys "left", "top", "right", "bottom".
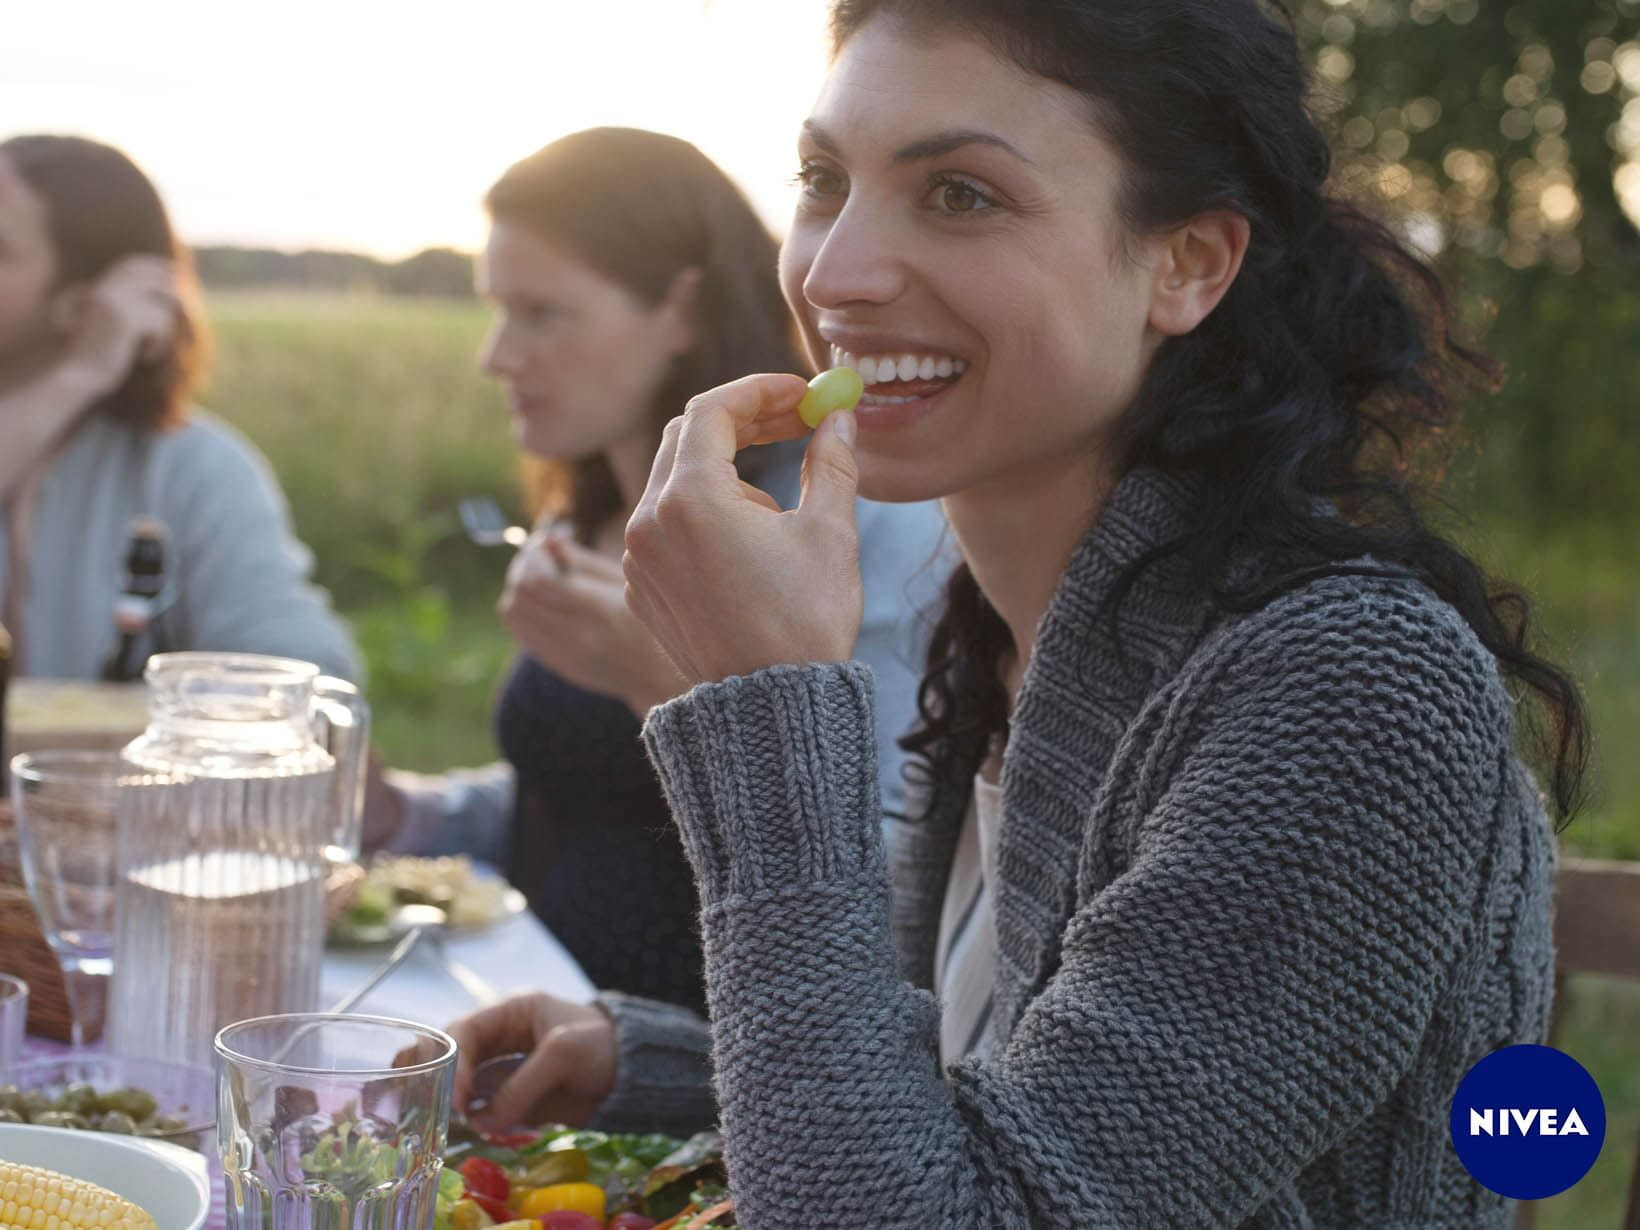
{"left": 1294, "top": 0, "right": 1640, "bottom": 527}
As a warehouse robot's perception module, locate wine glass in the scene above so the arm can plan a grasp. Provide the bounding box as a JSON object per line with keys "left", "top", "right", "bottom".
{"left": 8, "top": 750, "right": 124, "bottom": 1048}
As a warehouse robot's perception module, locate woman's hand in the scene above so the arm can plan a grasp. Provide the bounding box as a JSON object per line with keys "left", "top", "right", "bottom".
{"left": 437, "top": 992, "right": 618, "bottom": 1132}
{"left": 58, "top": 254, "right": 181, "bottom": 399}
{"left": 623, "top": 373, "right": 863, "bottom": 686}
{"left": 499, "top": 528, "right": 688, "bottom": 716}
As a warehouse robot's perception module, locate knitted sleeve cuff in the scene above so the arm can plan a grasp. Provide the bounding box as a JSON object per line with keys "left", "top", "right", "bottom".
{"left": 587, "top": 990, "right": 717, "bottom": 1138}
{"left": 640, "top": 661, "right": 884, "bottom": 905}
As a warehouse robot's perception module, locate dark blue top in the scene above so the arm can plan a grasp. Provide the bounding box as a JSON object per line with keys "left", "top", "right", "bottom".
{"left": 496, "top": 652, "right": 707, "bottom": 1013}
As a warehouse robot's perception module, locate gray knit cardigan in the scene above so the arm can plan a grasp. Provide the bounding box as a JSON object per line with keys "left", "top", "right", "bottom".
{"left": 590, "top": 468, "right": 1555, "bottom": 1228}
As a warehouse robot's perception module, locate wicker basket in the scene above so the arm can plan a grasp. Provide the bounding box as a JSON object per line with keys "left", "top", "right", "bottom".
{"left": 0, "top": 801, "right": 78, "bottom": 1042}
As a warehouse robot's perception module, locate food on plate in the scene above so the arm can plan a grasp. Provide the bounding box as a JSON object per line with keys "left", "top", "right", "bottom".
{"left": 435, "top": 1125, "right": 733, "bottom": 1230}
{"left": 797, "top": 366, "right": 864, "bottom": 430}
{"left": 0, "top": 1159, "right": 157, "bottom": 1228}
{"left": 332, "top": 855, "right": 515, "bottom": 941}
{"left": 0, "top": 1081, "right": 197, "bottom": 1149}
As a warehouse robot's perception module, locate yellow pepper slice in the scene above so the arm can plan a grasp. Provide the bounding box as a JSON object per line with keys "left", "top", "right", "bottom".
{"left": 516, "top": 1182, "right": 607, "bottom": 1220}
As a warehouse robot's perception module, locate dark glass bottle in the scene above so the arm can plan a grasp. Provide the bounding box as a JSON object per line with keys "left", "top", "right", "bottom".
{"left": 99, "top": 518, "right": 168, "bottom": 684}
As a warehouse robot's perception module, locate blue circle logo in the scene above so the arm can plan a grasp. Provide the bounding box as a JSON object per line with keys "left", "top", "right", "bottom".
{"left": 1449, "top": 1044, "right": 1605, "bottom": 1200}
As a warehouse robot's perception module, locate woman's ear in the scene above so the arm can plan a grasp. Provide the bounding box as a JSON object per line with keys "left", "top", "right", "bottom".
{"left": 660, "top": 265, "right": 704, "bottom": 356}
{"left": 1147, "top": 210, "right": 1250, "bottom": 337}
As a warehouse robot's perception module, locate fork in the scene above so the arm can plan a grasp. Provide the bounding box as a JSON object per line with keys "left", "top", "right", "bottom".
{"left": 457, "top": 497, "right": 528, "bottom": 548}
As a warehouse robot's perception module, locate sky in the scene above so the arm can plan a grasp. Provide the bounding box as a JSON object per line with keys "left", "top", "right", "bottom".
{"left": 2, "top": 0, "right": 836, "bottom": 258}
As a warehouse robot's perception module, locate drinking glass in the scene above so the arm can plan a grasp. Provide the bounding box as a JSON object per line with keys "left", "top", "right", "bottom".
{"left": 216, "top": 1013, "right": 455, "bottom": 1229}
{"left": 9, "top": 751, "right": 123, "bottom": 1047}
{"left": 0, "top": 975, "right": 26, "bottom": 1072}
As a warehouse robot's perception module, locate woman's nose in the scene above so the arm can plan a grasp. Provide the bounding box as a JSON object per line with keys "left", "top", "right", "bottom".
{"left": 479, "top": 319, "right": 523, "bottom": 378}
{"left": 799, "top": 200, "right": 907, "bottom": 312}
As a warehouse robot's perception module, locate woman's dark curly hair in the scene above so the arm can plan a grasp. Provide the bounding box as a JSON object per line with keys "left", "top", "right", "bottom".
{"left": 828, "top": 0, "right": 1589, "bottom": 825}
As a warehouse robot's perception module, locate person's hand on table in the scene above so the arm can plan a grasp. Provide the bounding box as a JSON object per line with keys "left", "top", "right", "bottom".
{"left": 623, "top": 373, "right": 863, "bottom": 686}
{"left": 426, "top": 992, "right": 617, "bottom": 1132}
{"left": 499, "top": 526, "right": 688, "bottom": 717}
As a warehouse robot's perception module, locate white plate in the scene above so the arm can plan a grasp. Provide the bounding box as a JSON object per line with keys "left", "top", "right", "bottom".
{"left": 0, "top": 1122, "right": 209, "bottom": 1229}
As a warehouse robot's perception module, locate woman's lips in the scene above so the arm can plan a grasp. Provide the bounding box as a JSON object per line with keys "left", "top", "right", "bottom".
{"left": 854, "top": 372, "right": 962, "bottom": 430}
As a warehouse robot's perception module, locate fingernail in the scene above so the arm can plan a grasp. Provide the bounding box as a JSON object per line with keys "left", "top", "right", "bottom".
{"left": 832, "top": 411, "right": 856, "bottom": 448}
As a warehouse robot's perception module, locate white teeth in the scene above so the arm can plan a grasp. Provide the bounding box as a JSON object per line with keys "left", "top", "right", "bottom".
{"left": 833, "top": 349, "right": 967, "bottom": 385}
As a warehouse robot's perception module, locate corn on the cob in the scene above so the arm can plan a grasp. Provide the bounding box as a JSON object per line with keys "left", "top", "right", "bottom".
{"left": 0, "top": 1159, "right": 157, "bottom": 1229}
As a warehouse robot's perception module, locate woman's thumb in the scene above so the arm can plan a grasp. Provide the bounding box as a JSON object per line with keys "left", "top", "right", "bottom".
{"left": 798, "top": 410, "right": 859, "bottom": 525}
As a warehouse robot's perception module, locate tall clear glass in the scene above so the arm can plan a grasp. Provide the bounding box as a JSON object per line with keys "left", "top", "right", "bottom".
{"left": 8, "top": 750, "right": 124, "bottom": 1047}
{"left": 216, "top": 1014, "right": 455, "bottom": 1229}
{"left": 109, "top": 653, "right": 367, "bottom": 1066}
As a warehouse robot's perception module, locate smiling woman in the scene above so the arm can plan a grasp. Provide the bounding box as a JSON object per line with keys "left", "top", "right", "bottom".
{"left": 436, "top": 3, "right": 1587, "bottom": 1226}
{"left": 372, "top": 127, "right": 950, "bottom": 1030}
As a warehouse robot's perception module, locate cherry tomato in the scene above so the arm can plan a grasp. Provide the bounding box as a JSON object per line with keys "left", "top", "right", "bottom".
{"left": 607, "top": 1215, "right": 657, "bottom": 1230}
{"left": 534, "top": 1213, "right": 603, "bottom": 1230}
{"left": 459, "top": 1157, "right": 510, "bottom": 1202}
{"left": 464, "top": 1190, "right": 512, "bottom": 1223}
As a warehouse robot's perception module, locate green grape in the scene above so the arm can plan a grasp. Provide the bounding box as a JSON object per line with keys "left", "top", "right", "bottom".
{"left": 797, "top": 366, "right": 864, "bottom": 430}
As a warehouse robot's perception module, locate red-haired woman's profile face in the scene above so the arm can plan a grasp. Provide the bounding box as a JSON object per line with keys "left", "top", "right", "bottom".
{"left": 0, "top": 154, "right": 60, "bottom": 380}
{"left": 477, "top": 220, "right": 696, "bottom": 463}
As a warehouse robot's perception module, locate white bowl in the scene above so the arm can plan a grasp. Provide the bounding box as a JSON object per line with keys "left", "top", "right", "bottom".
{"left": 0, "top": 1122, "right": 209, "bottom": 1229}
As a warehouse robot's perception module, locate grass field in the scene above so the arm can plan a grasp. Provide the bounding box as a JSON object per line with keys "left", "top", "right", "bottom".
{"left": 202, "top": 290, "right": 1636, "bottom": 1226}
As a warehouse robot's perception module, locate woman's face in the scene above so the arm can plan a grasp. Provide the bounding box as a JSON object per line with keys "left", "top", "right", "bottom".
{"left": 780, "top": 18, "right": 1165, "bottom": 504}
{"left": 478, "top": 221, "right": 692, "bottom": 461}
{"left": 0, "top": 155, "right": 60, "bottom": 380}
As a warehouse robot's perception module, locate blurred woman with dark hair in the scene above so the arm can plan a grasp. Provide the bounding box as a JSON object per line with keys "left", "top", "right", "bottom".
{"left": 0, "top": 134, "right": 358, "bottom": 680}
{"left": 373, "top": 128, "right": 948, "bottom": 1013}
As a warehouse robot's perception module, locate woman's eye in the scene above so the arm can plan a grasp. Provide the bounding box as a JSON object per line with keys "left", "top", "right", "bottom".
{"left": 795, "top": 161, "right": 845, "bottom": 199}
{"left": 928, "top": 176, "right": 996, "bottom": 216}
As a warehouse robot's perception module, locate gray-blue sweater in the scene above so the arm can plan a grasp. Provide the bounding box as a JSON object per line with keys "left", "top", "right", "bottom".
{"left": 594, "top": 468, "right": 1554, "bottom": 1228}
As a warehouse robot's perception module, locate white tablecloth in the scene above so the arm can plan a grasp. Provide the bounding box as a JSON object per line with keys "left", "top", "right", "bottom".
{"left": 319, "top": 910, "right": 596, "bottom": 1030}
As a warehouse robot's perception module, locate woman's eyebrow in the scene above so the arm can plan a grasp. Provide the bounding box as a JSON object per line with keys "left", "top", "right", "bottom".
{"left": 801, "top": 119, "right": 1036, "bottom": 167}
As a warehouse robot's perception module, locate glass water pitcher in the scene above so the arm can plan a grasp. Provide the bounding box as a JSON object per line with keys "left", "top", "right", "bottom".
{"left": 108, "top": 653, "right": 368, "bottom": 1065}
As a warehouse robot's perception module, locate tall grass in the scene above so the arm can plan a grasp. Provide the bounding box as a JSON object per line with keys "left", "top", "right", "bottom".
{"left": 203, "top": 291, "right": 520, "bottom": 767}
{"left": 201, "top": 290, "right": 1636, "bottom": 1225}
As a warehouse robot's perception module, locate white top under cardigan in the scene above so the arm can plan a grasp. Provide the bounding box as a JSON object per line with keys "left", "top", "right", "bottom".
{"left": 934, "top": 771, "right": 1004, "bottom": 1065}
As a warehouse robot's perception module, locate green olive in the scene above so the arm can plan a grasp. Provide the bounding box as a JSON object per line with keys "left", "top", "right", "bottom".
{"left": 138, "top": 1113, "right": 187, "bottom": 1136}
{"left": 58, "top": 1082, "right": 100, "bottom": 1116}
{"left": 95, "top": 1110, "right": 139, "bottom": 1134}
{"left": 17, "top": 1091, "right": 50, "bottom": 1119}
{"left": 32, "top": 1110, "right": 90, "bottom": 1130}
{"left": 797, "top": 366, "right": 864, "bottom": 430}
{"left": 102, "top": 1086, "right": 159, "bottom": 1121}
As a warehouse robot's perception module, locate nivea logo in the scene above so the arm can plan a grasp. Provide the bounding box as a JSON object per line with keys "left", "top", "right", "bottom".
{"left": 1449, "top": 1045, "right": 1605, "bottom": 1200}
{"left": 1467, "top": 1107, "right": 1590, "bottom": 1137}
